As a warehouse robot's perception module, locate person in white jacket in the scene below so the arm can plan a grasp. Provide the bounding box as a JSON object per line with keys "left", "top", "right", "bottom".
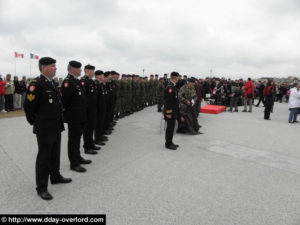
{"left": 288, "top": 83, "right": 300, "bottom": 123}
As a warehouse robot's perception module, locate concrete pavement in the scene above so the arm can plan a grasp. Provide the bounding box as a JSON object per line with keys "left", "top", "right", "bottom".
{"left": 0, "top": 102, "right": 299, "bottom": 225}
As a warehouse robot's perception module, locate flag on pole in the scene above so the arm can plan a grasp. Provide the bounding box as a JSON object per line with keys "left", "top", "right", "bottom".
{"left": 15, "top": 52, "right": 24, "bottom": 58}
{"left": 30, "top": 53, "right": 39, "bottom": 59}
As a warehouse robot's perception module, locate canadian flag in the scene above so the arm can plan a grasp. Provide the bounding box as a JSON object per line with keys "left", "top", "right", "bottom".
{"left": 15, "top": 52, "right": 24, "bottom": 58}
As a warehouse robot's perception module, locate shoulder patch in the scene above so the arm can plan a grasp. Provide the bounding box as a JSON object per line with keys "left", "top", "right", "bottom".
{"left": 81, "top": 81, "right": 85, "bottom": 86}
{"left": 168, "top": 88, "right": 172, "bottom": 93}
{"left": 64, "top": 82, "right": 69, "bottom": 88}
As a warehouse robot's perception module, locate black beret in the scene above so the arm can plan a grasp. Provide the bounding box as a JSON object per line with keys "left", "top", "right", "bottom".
{"left": 39, "top": 57, "right": 56, "bottom": 65}
{"left": 104, "top": 71, "right": 111, "bottom": 77}
{"left": 170, "top": 71, "right": 179, "bottom": 77}
{"left": 95, "top": 70, "right": 104, "bottom": 76}
{"left": 111, "top": 71, "right": 117, "bottom": 75}
{"left": 127, "top": 75, "right": 132, "bottom": 77}
{"left": 150, "top": 74, "right": 154, "bottom": 77}
{"left": 187, "top": 78, "right": 195, "bottom": 83}
{"left": 155, "top": 74, "right": 158, "bottom": 77}
{"left": 84, "top": 64, "right": 95, "bottom": 70}
{"left": 69, "top": 60, "right": 82, "bottom": 68}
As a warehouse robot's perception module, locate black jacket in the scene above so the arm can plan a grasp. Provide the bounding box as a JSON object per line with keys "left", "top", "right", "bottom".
{"left": 24, "top": 75, "right": 64, "bottom": 135}
{"left": 164, "top": 81, "right": 179, "bottom": 119}
{"left": 61, "top": 74, "right": 87, "bottom": 124}
{"left": 81, "top": 75, "right": 97, "bottom": 118}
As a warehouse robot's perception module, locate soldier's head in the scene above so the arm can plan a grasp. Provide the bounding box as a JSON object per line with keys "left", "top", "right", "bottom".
{"left": 68, "top": 60, "right": 82, "bottom": 78}
{"left": 155, "top": 74, "right": 158, "bottom": 80}
{"left": 39, "top": 57, "right": 57, "bottom": 79}
{"left": 13, "top": 76, "right": 18, "bottom": 81}
{"left": 110, "top": 71, "right": 118, "bottom": 80}
{"left": 95, "top": 70, "right": 104, "bottom": 82}
{"left": 187, "top": 78, "right": 195, "bottom": 88}
{"left": 127, "top": 75, "right": 132, "bottom": 80}
{"left": 159, "top": 78, "right": 164, "bottom": 83}
{"left": 104, "top": 71, "right": 112, "bottom": 81}
{"left": 84, "top": 64, "right": 95, "bottom": 78}
{"left": 121, "top": 74, "right": 127, "bottom": 80}
{"left": 163, "top": 73, "right": 168, "bottom": 78}
{"left": 170, "top": 71, "right": 179, "bottom": 83}
{"left": 22, "top": 76, "right": 26, "bottom": 81}
{"left": 150, "top": 74, "right": 154, "bottom": 80}
{"left": 183, "top": 75, "right": 188, "bottom": 80}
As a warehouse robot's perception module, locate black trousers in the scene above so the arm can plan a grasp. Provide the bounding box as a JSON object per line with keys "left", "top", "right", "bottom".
{"left": 5, "top": 94, "right": 13, "bottom": 111}
{"left": 165, "top": 117, "right": 176, "bottom": 146}
{"left": 95, "top": 109, "right": 106, "bottom": 142}
{"left": 257, "top": 95, "right": 265, "bottom": 106}
{"left": 36, "top": 133, "right": 61, "bottom": 193}
{"left": 83, "top": 115, "right": 96, "bottom": 150}
{"left": 264, "top": 105, "right": 272, "bottom": 119}
{"left": 68, "top": 123, "right": 85, "bottom": 167}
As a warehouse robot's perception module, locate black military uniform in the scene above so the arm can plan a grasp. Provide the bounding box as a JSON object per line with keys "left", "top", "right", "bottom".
{"left": 164, "top": 72, "right": 180, "bottom": 150}
{"left": 94, "top": 70, "right": 109, "bottom": 144}
{"left": 81, "top": 65, "right": 100, "bottom": 154}
{"left": 24, "top": 57, "right": 71, "bottom": 201}
{"left": 61, "top": 61, "right": 90, "bottom": 173}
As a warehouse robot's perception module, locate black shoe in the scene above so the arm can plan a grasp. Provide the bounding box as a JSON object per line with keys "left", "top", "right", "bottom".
{"left": 70, "top": 165, "right": 87, "bottom": 172}
{"left": 248, "top": 110, "right": 252, "bottom": 112}
{"left": 104, "top": 131, "right": 112, "bottom": 135}
{"left": 84, "top": 149, "right": 98, "bottom": 155}
{"left": 198, "top": 125, "right": 202, "bottom": 128}
{"left": 171, "top": 143, "right": 179, "bottom": 148}
{"left": 165, "top": 144, "right": 177, "bottom": 150}
{"left": 264, "top": 118, "right": 271, "bottom": 120}
{"left": 234, "top": 110, "right": 238, "bottom": 112}
{"left": 37, "top": 191, "right": 53, "bottom": 200}
{"left": 92, "top": 145, "right": 101, "bottom": 150}
{"left": 242, "top": 110, "right": 247, "bottom": 112}
{"left": 50, "top": 176, "right": 72, "bottom": 184}
{"left": 255, "top": 105, "right": 259, "bottom": 107}
{"left": 79, "top": 158, "right": 92, "bottom": 164}
{"left": 293, "top": 120, "right": 299, "bottom": 123}
{"left": 95, "top": 141, "right": 105, "bottom": 146}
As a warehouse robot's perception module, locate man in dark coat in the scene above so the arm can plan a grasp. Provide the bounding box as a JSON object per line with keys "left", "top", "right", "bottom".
{"left": 61, "top": 61, "right": 91, "bottom": 173}
{"left": 81, "top": 64, "right": 100, "bottom": 154}
{"left": 164, "top": 72, "right": 180, "bottom": 150}
{"left": 24, "top": 57, "right": 71, "bottom": 200}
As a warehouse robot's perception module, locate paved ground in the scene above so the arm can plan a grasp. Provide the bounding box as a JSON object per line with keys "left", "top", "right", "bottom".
{"left": 0, "top": 102, "right": 300, "bottom": 225}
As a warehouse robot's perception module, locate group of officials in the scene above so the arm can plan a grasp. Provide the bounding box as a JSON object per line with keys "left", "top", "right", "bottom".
{"left": 23, "top": 57, "right": 176, "bottom": 200}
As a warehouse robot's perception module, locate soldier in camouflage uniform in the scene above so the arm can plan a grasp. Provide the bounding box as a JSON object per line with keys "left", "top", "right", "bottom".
{"left": 113, "top": 73, "right": 121, "bottom": 118}
{"left": 126, "top": 75, "right": 133, "bottom": 114}
{"left": 156, "top": 78, "right": 165, "bottom": 112}
{"left": 119, "top": 74, "right": 127, "bottom": 117}
{"left": 178, "top": 78, "right": 202, "bottom": 135}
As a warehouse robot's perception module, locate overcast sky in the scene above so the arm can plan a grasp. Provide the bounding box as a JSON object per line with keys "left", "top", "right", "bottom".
{"left": 1, "top": 0, "right": 300, "bottom": 79}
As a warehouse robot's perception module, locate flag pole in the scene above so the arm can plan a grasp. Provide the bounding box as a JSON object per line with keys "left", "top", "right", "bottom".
{"left": 29, "top": 56, "right": 32, "bottom": 77}
{"left": 14, "top": 52, "right": 17, "bottom": 76}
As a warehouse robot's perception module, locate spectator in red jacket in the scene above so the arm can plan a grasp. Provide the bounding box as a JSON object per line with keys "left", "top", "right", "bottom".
{"left": 0, "top": 75, "right": 7, "bottom": 112}
{"left": 242, "top": 78, "right": 255, "bottom": 112}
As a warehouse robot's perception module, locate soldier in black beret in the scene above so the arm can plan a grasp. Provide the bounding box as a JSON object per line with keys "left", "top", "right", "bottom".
{"left": 61, "top": 61, "right": 91, "bottom": 173}
{"left": 81, "top": 64, "right": 100, "bottom": 154}
{"left": 24, "top": 57, "right": 72, "bottom": 200}
{"left": 164, "top": 71, "right": 180, "bottom": 150}
{"left": 94, "top": 70, "right": 109, "bottom": 144}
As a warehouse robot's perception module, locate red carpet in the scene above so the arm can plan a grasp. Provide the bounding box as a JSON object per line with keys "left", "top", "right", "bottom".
{"left": 200, "top": 105, "right": 226, "bottom": 114}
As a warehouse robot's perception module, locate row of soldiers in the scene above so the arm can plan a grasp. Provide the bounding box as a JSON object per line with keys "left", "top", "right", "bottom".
{"left": 23, "top": 57, "right": 168, "bottom": 200}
